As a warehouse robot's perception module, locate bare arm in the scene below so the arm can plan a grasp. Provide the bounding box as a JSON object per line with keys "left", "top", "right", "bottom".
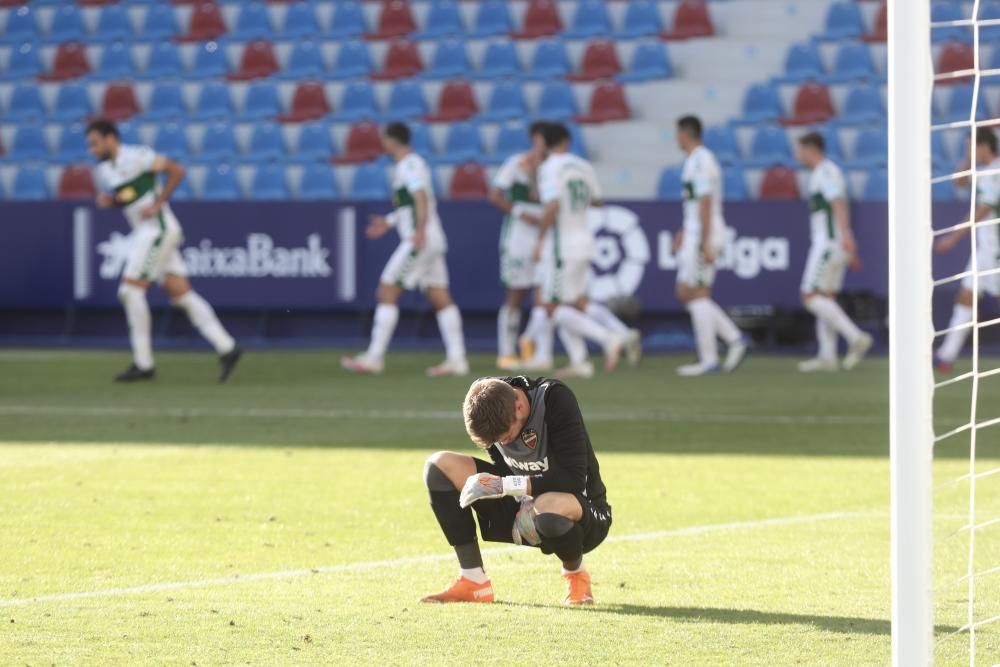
{"left": 532, "top": 200, "right": 560, "bottom": 261}
{"left": 832, "top": 198, "right": 855, "bottom": 252}
{"left": 151, "top": 155, "right": 185, "bottom": 206}
{"left": 488, "top": 187, "right": 514, "bottom": 214}
{"left": 699, "top": 196, "right": 714, "bottom": 263}
{"left": 411, "top": 189, "right": 429, "bottom": 249}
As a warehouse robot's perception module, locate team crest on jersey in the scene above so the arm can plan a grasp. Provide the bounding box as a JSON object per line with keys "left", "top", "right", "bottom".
{"left": 520, "top": 429, "right": 538, "bottom": 450}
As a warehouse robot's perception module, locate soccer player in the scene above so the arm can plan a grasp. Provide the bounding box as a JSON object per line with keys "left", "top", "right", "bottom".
{"left": 935, "top": 127, "right": 1000, "bottom": 372}
{"left": 795, "top": 132, "right": 872, "bottom": 372}
{"left": 86, "top": 120, "right": 242, "bottom": 383}
{"left": 673, "top": 115, "right": 748, "bottom": 376}
{"left": 420, "top": 376, "right": 611, "bottom": 606}
{"left": 341, "top": 122, "right": 468, "bottom": 377}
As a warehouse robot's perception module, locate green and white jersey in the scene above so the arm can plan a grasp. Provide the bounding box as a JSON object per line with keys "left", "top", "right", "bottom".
{"left": 975, "top": 157, "right": 1000, "bottom": 252}
{"left": 538, "top": 152, "right": 600, "bottom": 261}
{"left": 807, "top": 158, "right": 847, "bottom": 245}
{"left": 94, "top": 144, "right": 173, "bottom": 229}
{"left": 494, "top": 152, "right": 542, "bottom": 256}
{"left": 681, "top": 145, "right": 725, "bottom": 242}
{"left": 389, "top": 152, "right": 446, "bottom": 251}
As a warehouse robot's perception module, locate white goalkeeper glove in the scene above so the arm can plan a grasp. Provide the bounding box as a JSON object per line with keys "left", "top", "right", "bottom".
{"left": 512, "top": 496, "right": 541, "bottom": 546}
{"left": 458, "top": 473, "right": 529, "bottom": 509}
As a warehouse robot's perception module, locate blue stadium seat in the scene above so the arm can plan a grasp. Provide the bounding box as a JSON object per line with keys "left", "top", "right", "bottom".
{"left": 932, "top": 130, "right": 953, "bottom": 169}
{"left": 526, "top": 40, "right": 571, "bottom": 80}
{"left": 298, "top": 163, "right": 340, "bottom": 199}
{"left": 774, "top": 43, "right": 823, "bottom": 84}
{"left": 703, "top": 126, "right": 741, "bottom": 165}
{"left": 567, "top": 123, "right": 588, "bottom": 158}
{"left": 55, "top": 124, "right": 90, "bottom": 163}
{"left": 470, "top": 0, "right": 513, "bottom": 37}
{"left": 422, "top": 39, "right": 470, "bottom": 79}
{"left": 480, "top": 81, "right": 527, "bottom": 122}
{"left": 826, "top": 43, "right": 876, "bottom": 84}
{"left": 931, "top": 2, "right": 971, "bottom": 44}
{"left": 142, "top": 82, "right": 186, "bottom": 121}
{"left": 93, "top": 42, "right": 136, "bottom": 81}
{"left": 565, "top": 0, "right": 611, "bottom": 38}
{"left": 474, "top": 41, "right": 521, "bottom": 80}
{"left": 5, "top": 83, "right": 46, "bottom": 121}
{"left": 202, "top": 165, "right": 242, "bottom": 200}
{"left": 813, "top": 126, "right": 845, "bottom": 162}
{"left": 1, "top": 42, "right": 42, "bottom": 80}
{"left": 140, "top": 4, "right": 179, "bottom": 40}
{"left": 329, "top": 1, "right": 367, "bottom": 38}
{"left": 724, "top": 167, "right": 749, "bottom": 202}
{"left": 862, "top": 169, "right": 888, "bottom": 201}
{"left": 250, "top": 164, "right": 289, "bottom": 200}
{"left": 980, "top": 2, "right": 1000, "bottom": 42}
{"left": 244, "top": 124, "right": 287, "bottom": 163}
{"left": 2, "top": 6, "right": 39, "bottom": 45}
{"left": 46, "top": 5, "right": 85, "bottom": 44}
{"left": 8, "top": 125, "right": 49, "bottom": 162}
{"left": 188, "top": 41, "right": 230, "bottom": 79}
{"left": 292, "top": 122, "right": 336, "bottom": 162}
{"left": 238, "top": 81, "right": 282, "bottom": 121}
{"left": 230, "top": 2, "right": 274, "bottom": 41}
{"left": 845, "top": 127, "right": 888, "bottom": 169}
{"left": 737, "top": 83, "right": 783, "bottom": 124}
{"left": 617, "top": 1, "right": 662, "bottom": 38}
{"left": 617, "top": 42, "right": 672, "bottom": 83}
{"left": 439, "top": 122, "right": 484, "bottom": 164}
{"left": 536, "top": 81, "right": 578, "bottom": 120}
{"left": 11, "top": 166, "right": 49, "bottom": 201}
{"left": 190, "top": 83, "right": 234, "bottom": 121}
{"left": 744, "top": 126, "right": 795, "bottom": 167}
{"left": 169, "top": 176, "right": 194, "bottom": 201}
{"left": 414, "top": 1, "right": 465, "bottom": 40}
{"left": 349, "top": 163, "right": 389, "bottom": 199}
{"left": 278, "top": 41, "right": 326, "bottom": 80}
{"left": 836, "top": 85, "right": 885, "bottom": 125}
{"left": 50, "top": 82, "right": 92, "bottom": 122}
{"left": 197, "top": 123, "right": 239, "bottom": 163}
{"left": 490, "top": 122, "right": 531, "bottom": 165}
{"left": 334, "top": 81, "right": 380, "bottom": 122}
{"left": 143, "top": 42, "right": 184, "bottom": 79}
{"left": 657, "top": 166, "right": 683, "bottom": 200}
{"left": 283, "top": 1, "right": 320, "bottom": 39}
{"left": 96, "top": 5, "right": 133, "bottom": 42}
{"left": 817, "top": 2, "right": 865, "bottom": 40}
{"left": 153, "top": 123, "right": 192, "bottom": 160}
{"left": 932, "top": 166, "right": 958, "bottom": 201}
{"left": 382, "top": 81, "right": 427, "bottom": 121}
{"left": 408, "top": 122, "right": 435, "bottom": 158}
{"left": 116, "top": 121, "right": 141, "bottom": 146}
{"left": 330, "top": 40, "right": 372, "bottom": 79}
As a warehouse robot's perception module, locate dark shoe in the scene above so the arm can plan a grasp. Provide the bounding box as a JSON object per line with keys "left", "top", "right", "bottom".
{"left": 218, "top": 346, "right": 243, "bottom": 383}
{"left": 114, "top": 364, "right": 155, "bottom": 383}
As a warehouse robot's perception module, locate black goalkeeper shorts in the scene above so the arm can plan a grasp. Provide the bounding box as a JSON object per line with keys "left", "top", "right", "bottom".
{"left": 472, "top": 459, "right": 611, "bottom": 554}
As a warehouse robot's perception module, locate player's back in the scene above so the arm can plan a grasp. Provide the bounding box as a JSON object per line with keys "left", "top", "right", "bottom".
{"left": 539, "top": 152, "right": 602, "bottom": 261}
{"left": 681, "top": 145, "right": 725, "bottom": 235}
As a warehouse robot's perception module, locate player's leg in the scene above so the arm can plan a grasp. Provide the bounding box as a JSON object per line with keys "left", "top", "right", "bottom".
{"left": 114, "top": 225, "right": 163, "bottom": 381}
{"left": 799, "top": 288, "right": 840, "bottom": 372}
{"left": 521, "top": 283, "right": 554, "bottom": 370}
{"left": 497, "top": 288, "right": 525, "bottom": 369}
{"left": 585, "top": 301, "right": 642, "bottom": 367}
{"left": 163, "top": 268, "right": 241, "bottom": 382}
{"left": 549, "top": 262, "right": 625, "bottom": 373}
{"left": 706, "top": 292, "right": 747, "bottom": 373}
{"left": 676, "top": 279, "right": 719, "bottom": 375}
{"left": 425, "top": 285, "right": 469, "bottom": 376}
{"left": 532, "top": 492, "right": 595, "bottom": 606}
{"left": 801, "top": 248, "right": 870, "bottom": 370}
{"left": 937, "top": 288, "right": 975, "bottom": 371}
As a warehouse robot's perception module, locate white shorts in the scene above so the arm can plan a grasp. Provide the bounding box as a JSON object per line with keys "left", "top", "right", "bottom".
{"left": 962, "top": 245, "right": 1000, "bottom": 296}
{"left": 800, "top": 243, "right": 848, "bottom": 294}
{"left": 122, "top": 219, "right": 186, "bottom": 284}
{"left": 676, "top": 237, "right": 718, "bottom": 289}
{"left": 500, "top": 250, "right": 538, "bottom": 290}
{"left": 380, "top": 242, "right": 449, "bottom": 291}
{"left": 540, "top": 258, "right": 590, "bottom": 304}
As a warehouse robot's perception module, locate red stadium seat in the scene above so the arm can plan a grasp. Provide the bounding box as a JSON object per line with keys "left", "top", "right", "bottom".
{"left": 937, "top": 43, "right": 974, "bottom": 85}
{"left": 370, "top": 40, "right": 423, "bottom": 81}
{"left": 425, "top": 81, "right": 479, "bottom": 122}
{"left": 38, "top": 42, "right": 90, "bottom": 82}
{"left": 449, "top": 163, "right": 488, "bottom": 199}
{"left": 331, "top": 122, "right": 383, "bottom": 164}
{"left": 567, "top": 41, "right": 623, "bottom": 82}
{"left": 862, "top": 3, "right": 887, "bottom": 43}
{"left": 511, "top": 0, "right": 563, "bottom": 39}
{"left": 576, "top": 82, "right": 630, "bottom": 124}
{"left": 661, "top": 1, "right": 714, "bottom": 40}
{"left": 57, "top": 165, "right": 97, "bottom": 200}
{"left": 781, "top": 83, "right": 835, "bottom": 126}
{"left": 365, "top": 0, "right": 416, "bottom": 40}
{"left": 759, "top": 166, "right": 801, "bottom": 199}
{"left": 101, "top": 83, "right": 141, "bottom": 121}
{"left": 0, "top": 0, "right": 28, "bottom": 6}
{"left": 276, "top": 81, "right": 331, "bottom": 123}
{"left": 227, "top": 40, "right": 280, "bottom": 81}
{"left": 175, "top": 1, "right": 227, "bottom": 43}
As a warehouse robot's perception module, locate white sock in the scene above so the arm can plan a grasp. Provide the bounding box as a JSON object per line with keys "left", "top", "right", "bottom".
{"left": 522, "top": 306, "right": 548, "bottom": 344}
{"left": 436, "top": 304, "right": 467, "bottom": 364}
{"left": 553, "top": 305, "right": 612, "bottom": 348}
{"left": 557, "top": 324, "right": 589, "bottom": 366}
{"left": 529, "top": 307, "right": 554, "bottom": 363}
{"left": 366, "top": 303, "right": 399, "bottom": 361}
{"left": 174, "top": 291, "right": 235, "bottom": 355}
{"left": 585, "top": 302, "right": 629, "bottom": 335}
{"left": 561, "top": 560, "right": 585, "bottom": 575}
{"left": 816, "top": 319, "right": 837, "bottom": 361}
{"left": 686, "top": 298, "right": 719, "bottom": 367}
{"left": 118, "top": 283, "right": 154, "bottom": 370}
{"left": 497, "top": 304, "right": 521, "bottom": 357}
{"left": 460, "top": 567, "right": 489, "bottom": 584}
{"left": 805, "top": 296, "right": 863, "bottom": 344}
{"left": 705, "top": 299, "right": 741, "bottom": 345}
{"left": 937, "top": 303, "right": 974, "bottom": 363}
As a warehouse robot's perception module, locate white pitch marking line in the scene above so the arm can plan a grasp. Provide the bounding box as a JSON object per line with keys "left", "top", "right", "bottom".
{"left": 0, "top": 511, "right": 876, "bottom": 608}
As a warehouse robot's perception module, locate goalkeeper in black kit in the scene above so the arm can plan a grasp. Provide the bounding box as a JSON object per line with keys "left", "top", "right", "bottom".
{"left": 420, "top": 376, "right": 612, "bottom": 605}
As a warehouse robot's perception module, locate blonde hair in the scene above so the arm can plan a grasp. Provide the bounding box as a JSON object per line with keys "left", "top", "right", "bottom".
{"left": 462, "top": 378, "right": 517, "bottom": 449}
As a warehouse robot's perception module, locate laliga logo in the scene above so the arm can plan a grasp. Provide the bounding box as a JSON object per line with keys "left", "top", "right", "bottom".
{"left": 657, "top": 229, "right": 789, "bottom": 279}
{"left": 586, "top": 205, "right": 651, "bottom": 302}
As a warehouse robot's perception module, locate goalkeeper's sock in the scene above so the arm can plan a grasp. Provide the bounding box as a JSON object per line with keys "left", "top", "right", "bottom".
{"left": 460, "top": 566, "right": 489, "bottom": 584}
{"left": 366, "top": 303, "right": 399, "bottom": 361}
{"left": 816, "top": 319, "right": 837, "bottom": 361}
{"left": 805, "top": 296, "right": 863, "bottom": 344}
{"left": 584, "top": 302, "right": 628, "bottom": 335}
{"left": 561, "top": 558, "right": 584, "bottom": 575}
{"left": 938, "top": 303, "right": 974, "bottom": 363}
{"left": 118, "top": 283, "right": 154, "bottom": 371}
{"left": 424, "top": 461, "right": 478, "bottom": 550}
{"left": 535, "top": 513, "right": 584, "bottom": 565}
{"left": 686, "top": 298, "right": 719, "bottom": 367}
{"left": 497, "top": 304, "right": 521, "bottom": 358}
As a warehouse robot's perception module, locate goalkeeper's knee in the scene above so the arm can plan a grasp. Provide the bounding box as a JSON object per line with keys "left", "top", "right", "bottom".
{"left": 535, "top": 513, "right": 584, "bottom": 562}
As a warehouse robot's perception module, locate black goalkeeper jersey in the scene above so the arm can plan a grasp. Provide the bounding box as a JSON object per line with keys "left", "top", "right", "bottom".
{"left": 485, "top": 376, "right": 609, "bottom": 511}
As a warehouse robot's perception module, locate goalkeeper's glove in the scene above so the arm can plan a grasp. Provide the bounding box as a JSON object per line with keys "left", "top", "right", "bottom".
{"left": 512, "top": 496, "right": 541, "bottom": 546}
{"left": 458, "top": 473, "right": 529, "bottom": 509}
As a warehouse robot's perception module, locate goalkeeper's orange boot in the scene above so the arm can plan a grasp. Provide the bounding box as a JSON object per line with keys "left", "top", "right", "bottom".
{"left": 562, "top": 570, "right": 594, "bottom": 606}
{"left": 419, "top": 577, "right": 495, "bottom": 604}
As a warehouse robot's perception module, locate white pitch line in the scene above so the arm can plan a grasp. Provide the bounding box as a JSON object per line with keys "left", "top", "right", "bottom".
{"left": 0, "top": 404, "right": 885, "bottom": 426}
{"left": 0, "top": 511, "right": 875, "bottom": 608}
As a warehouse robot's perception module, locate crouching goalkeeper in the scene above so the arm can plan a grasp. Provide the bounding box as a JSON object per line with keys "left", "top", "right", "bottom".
{"left": 421, "top": 376, "right": 612, "bottom": 606}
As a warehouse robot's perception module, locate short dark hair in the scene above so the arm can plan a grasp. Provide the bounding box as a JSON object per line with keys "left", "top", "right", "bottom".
{"left": 676, "top": 115, "right": 702, "bottom": 140}
{"left": 529, "top": 120, "right": 549, "bottom": 137}
{"left": 384, "top": 122, "right": 410, "bottom": 146}
{"left": 86, "top": 119, "right": 119, "bottom": 139}
{"left": 798, "top": 131, "right": 826, "bottom": 153}
{"left": 977, "top": 127, "right": 998, "bottom": 155}
{"left": 542, "top": 122, "right": 570, "bottom": 148}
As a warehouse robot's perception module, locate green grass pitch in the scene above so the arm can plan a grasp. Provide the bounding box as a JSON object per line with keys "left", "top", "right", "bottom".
{"left": 0, "top": 349, "right": 997, "bottom": 666}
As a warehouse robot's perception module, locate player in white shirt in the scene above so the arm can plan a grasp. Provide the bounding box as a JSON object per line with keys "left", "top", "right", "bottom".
{"left": 86, "top": 120, "right": 241, "bottom": 383}
{"left": 341, "top": 123, "right": 468, "bottom": 377}
{"left": 795, "top": 132, "right": 872, "bottom": 372}
{"left": 935, "top": 128, "right": 1000, "bottom": 372}
{"left": 672, "top": 116, "right": 748, "bottom": 376}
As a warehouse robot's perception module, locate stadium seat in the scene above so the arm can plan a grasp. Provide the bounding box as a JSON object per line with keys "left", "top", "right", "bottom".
{"left": 245, "top": 124, "right": 287, "bottom": 163}
{"left": 175, "top": 1, "right": 228, "bottom": 42}
{"left": 661, "top": 1, "right": 714, "bottom": 40}
{"left": 737, "top": 83, "right": 783, "bottom": 124}
{"left": 188, "top": 41, "right": 230, "bottom": 79}
{"left": 230, "top": 2, "right": 273, "bottom": 40}
{"left": 95, "top": 4, "right": 133, "bottom": 42}
{"left": 408, "top": 122, "right": 436, "bottom": 157}
{"left": 11, "top": 166, "right": 49, "bottom": 201}
{"left": 932, "top": 166, "right": 957, "bottom": 201}
{"left": 38, "top": 42, "right": 90, "bottom": 82}
{"left": 576, "top": 82, "right": 630, "bottom": 124}
{"left": 197, "top": 123, "right": 239, "bottom": 163}
{"left": 470, "top": 0, "right": 513, "bottom": 37}
{"left": 140, "top": 82, "right": 185, "bottom": 122}
{"left": 332, "top": 121, "right": 383, "bottom": 164}
{"left": 100, "top": 83, "right": 141, "bottom": 121}
{"left": 479, "top": 81, "right": 528, "bottom": 122}
{"left": 1, "top": 42, "right": 42, "bottom": 80}
{"left": 283, "top": 2, "right": 320, "bottom": 39}
{"left": 169, "top": 176, "right": 194, "bottom": 201}
{"left": 617, "top": 42, "right": 673, "bottom": 83}
{"left": 438, "top": 122, "right": 484, "bottom": 164}
{"left": 46, "top": 5, "right": 85, "bottom": 44}
{"left": 7, "top": 125, "right": 49, "bottom": 162}
{"left": 55, "top": 124, "right": 90, "bottom": 163}
{"left": 564, "top": 0, "right": 611, "bottom": 39}
{"left": 568, "top": 122, "right": 589, "bottom": 158}
{"left": 5, "top": 83, "right": 46, "bottom": 121}
{"left": 298, "top": 163, "right": 340, "bottom": 199}
{"left": 141, "top": 4, "right": 179, "bottom": 40}
{"left": 202, "top": 164, "right": 241, "bottom": 200}
{"left": 826, "top": 43, "right": 877, "bottom": 84}
{"left": 190, "top": 83, "right": 233, "bottom": 121}
{"left": 511, "top": 0, "right": 563, "bottom": 39}
{"left": 813, "top": 126, "right": 845, "bottom": 162}
{"left": 567, "top": 41, "right": 622, "bottom": 82}
{"left": 116, "top": 120, "right": 141, "bottom": 146}
{"left": 414, "top": 1, "right": 465, "bottom": 40}
{"left": 724, "top": 167, "right": 749, "bottom": 202}
{"left": 365, "top": 0, "right": 416, "bottom": 40}
{"left": 422, "top": 39, "right": 470, "bottom": 80}
{"left": 449, "top": 163, "right": 488, "bottom": 199}
{"left": 349, "top": 163, "right": 389, "bottom": 199}
{"left": 759, "top": 166, "right": 801, "bottom": 199}
{"left": 536, "top": 81, "right": 578, "bottom": 121}
{"left": 703, "top": 126, "right": 741, "bottom": 165}
{"left": 238, "top": 81, "right": 282, "bottom": 121}
{"left": 931, "top": 2, "right": 970, "bottom": 44}
{"left": 331, "top": 40, "right": 373, "bottom": 79}
{"left": 774, "top": 42, "right": 824, "bottom": 84}
{"left": 617, "top": 1, "right": 662, "bottom": 38}
{"left": 979, "top": 2, "right": 1000, "bottom": 42}
{"left": 228, "top": 40, "right": 280, "bottom": 81}
{"left": 525, "top": 40, "right": 571, "bottom": 81}
{"left": 862, "top": 169, "right": 888, "bottom": 201}
{"left": 817, "top": 2, "right": 865, "bottom": 40}
{"left": 93, "top": 42, "right": 136, "bottom": 81}
{"left": 744, "top": 126, "right": 794, "bottom": 168}
{"left": 932, "top": 130, "right": 953, "bottom": 169}
{"left": 50, "top": 82, "right": 93, "bottom": 122}
{"left": 329, "top": 1, "right": 367, "bottom": 39}
{"left": 143, "top": 42, "right": 184, "bottom": 79}
{"left": 276, "top": 81, "right": 332, "bottom": 123}
{"left": 836, "top": 84, "right": 885, "bottom": 125}
{"left": 491, "top": 122, "right": 531, "bottom": 163}
{"left": 656, "top": 166, "right": 682, "bottom": 200}
{"left": 334, "top": 81, "right": 380, "bottom": 122}
{"left": 781, "top": 83, "right": 835, "bottom": 126}
{"left": 153, "top": 122, "right": 192, "bottom": 160}
{"left": 425, "top": 80, "right": 478, "bottom": 122}
{"left": 845, "top": 127, "right": 888, "bottom": 169}
{"left": 862, "top": 2, "right": 887, "bottom": 43}
{"left": 292, "top": 122, "right": 336, "bottom": 163}
{"left": 250, "top": 164, "right": 289, "bottom": 199}
{"left": 57, "top": 165, "right": 96, "bottom": 199}
{"left": 474, "top": 41, "right": 521, "bottom": 80}
{"left": 937, "top": 43, "right": 974, "bottom": 86}
{"left": 371, "top": 40, "right": 423, "bottom": 80}
{"left": 276, "top": 41, "right": 325, "bottom": 81}
{"left": 382, "top": 81, "right": 427, "bottom": 121}
{"left": 1, "top": 6, "right": 38, "bottom": 45}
